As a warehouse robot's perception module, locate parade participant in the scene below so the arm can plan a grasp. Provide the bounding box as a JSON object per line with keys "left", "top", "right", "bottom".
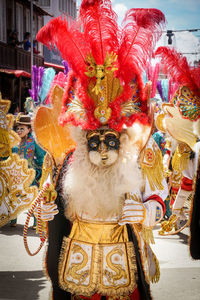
{"left": 10, "top": 113, "right": 46, "bottom": 228}
{"left": 27, "top": 1, "right": 169, "bottom": 299}
{"left": 153, "top": 113, "right": 172, "bottom": 220}
{"left": 155, "top": 47, "right": 200, "bottom": 243}
{"left": 190, "top": 120, "right": 200, "bottom": 259}
{"left": 0, "top": 95, "right": 37, "bottom": 227}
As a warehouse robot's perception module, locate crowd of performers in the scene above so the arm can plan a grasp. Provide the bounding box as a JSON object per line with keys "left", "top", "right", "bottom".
{"left": 0, "top": 0, "right": 200, "bottom": 299}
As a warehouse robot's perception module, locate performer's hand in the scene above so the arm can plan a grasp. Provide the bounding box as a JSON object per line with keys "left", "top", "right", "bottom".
{"left": 118, "top": 198, "right": 145, "bottom": 225}
{"left": 118, "top": 198, "right": 163, "bottom": 227}
{"left": 34, "top": 202, "right": 59, "bottom": 221}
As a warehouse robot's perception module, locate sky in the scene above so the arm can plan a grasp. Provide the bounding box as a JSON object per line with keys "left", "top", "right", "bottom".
{"left": 111, "top": 0, "right": 200, "bottom": 32}
{"left": 112, "top": 0, "right": 200, "bottom": 64}
{"left": 77, "top": 0, "right": 200, "bottom": 64}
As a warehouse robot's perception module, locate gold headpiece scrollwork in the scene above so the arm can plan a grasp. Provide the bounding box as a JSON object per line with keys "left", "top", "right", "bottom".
{"left": 85, "top": 52, "right": 123, "bottom": 124}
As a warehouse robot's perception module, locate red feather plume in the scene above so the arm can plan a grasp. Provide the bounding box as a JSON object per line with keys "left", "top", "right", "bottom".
{"left": 80, "top": 0, "right": 119, "bottom": 64}
{"left": 155, "top": 47, "right": 200, "bottom": 95}
{"left": 36, "top": 16, "right": 89, "bottom": 81}
{"left": 36, "top": 3, "right": 167, "bottom": 131}
{"left": 118, "top": 9, "right": 165, "bottom": 85}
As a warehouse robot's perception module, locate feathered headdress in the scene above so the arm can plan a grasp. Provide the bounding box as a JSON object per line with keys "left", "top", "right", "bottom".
{"left": 155, "top": 47, "right": 200, "bottom": 121}
{"left": 37, "top": 0, "right": 165, "bottom": 131}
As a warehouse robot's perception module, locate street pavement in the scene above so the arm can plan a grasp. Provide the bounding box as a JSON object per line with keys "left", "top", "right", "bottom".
{"left": 0, "top": 212, "right": 200, "bottom": 300}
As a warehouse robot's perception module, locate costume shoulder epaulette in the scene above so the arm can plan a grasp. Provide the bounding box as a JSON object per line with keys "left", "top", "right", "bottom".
{"left": 140, "top": 136, "right": 164, "bottom": 191}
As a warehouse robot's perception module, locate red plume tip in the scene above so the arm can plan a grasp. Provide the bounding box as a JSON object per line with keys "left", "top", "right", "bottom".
{"left": 155, "top": 46, "right": 200, "bottom": 93}
{"left": 123, "top": 8, "right": 165, "bottom": 28}
{"left": 80, "top": 0, "right": 99, "bottom": 10}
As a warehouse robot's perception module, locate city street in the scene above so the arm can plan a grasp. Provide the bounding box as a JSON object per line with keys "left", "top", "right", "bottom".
{"left": 0, "top": 212, "right": 200, "bottom": 300}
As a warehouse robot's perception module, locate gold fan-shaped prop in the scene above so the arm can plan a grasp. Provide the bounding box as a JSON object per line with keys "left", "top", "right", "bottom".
{"left": 33, "top": 85, "right": 76, "bottom": 166}
{"left": 162, "top": 104, "right": 197, "bottom": 151}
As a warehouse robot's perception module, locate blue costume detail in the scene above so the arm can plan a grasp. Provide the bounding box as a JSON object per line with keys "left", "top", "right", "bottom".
{"left": 12, "top": 133, "right": 46, "bottom": 186}
{"left": 153, "top": 131, "right": 166, "bottom": 155}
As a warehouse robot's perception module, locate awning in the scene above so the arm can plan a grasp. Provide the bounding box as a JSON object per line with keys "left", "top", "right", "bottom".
{"left": 44, "top": 62, "right": 65, "bottom": 71}
{"left": 0, "top": 69, "right": 31, "bottom": 78}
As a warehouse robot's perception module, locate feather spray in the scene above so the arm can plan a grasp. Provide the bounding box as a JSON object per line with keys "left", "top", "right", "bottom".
{"left": 36, "top": 16, "right": 90, "bottom": 81}
{"left": 29, "top": 65, "right": 45, "bottom": 104}
{"left": 45, "top": 71, "right": 68, "bottom": 105}
{"left": 38, "top": 68, "right": 56, "bottom": 103}
{"left": 151, "top": 63, "right": 160, "bottom": 98}
{"left": 62, "top": 60, "right": 69, "bottom": 75}
{"left": 157, "top": 80, "right": 163, "bottom": 100}
{"left": 79, "top": 0, "right": 119, "bottom": 64}
{"left": 155, "top": 47, "right": 200, "bottom": 96}
{"left": 118, "top": 9, "right": 165, "bottom": 86}
{"left": 161, "top": 79, "right": 169, "bottom": 102}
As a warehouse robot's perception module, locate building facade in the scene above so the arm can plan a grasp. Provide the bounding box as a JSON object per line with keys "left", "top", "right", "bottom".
{"left": 37, "top": 0, "right": 77, "bottom": 67}
{"left": 0, "top": 0, "right": 50, "bottom": 111}
{"left": 0, "top": 0, "right": 77, "bottom": 111}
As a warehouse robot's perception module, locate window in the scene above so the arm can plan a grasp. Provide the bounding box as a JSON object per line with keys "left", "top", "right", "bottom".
{"left": 33, "top": 14, "right": 38, "bottom": 40}
{"left": 6, "top": 0, "right": 15, "bottom": 34}
{"left": 16, "top": 3, "right": 23, "bottom": 43}
{"left": 25, "top": 8, "right": 30, "bottom": 33}
{"left": 59, "top": 0, "right": 76, "bottom": 18}
{"left": 59, "top": 0, "right": 64, "bottom": 12}
{"left": 0, "top": 0, "right": 6, "bottom": 42}
{"left": 38, "top": 0, "right": 50, "bottom": 7}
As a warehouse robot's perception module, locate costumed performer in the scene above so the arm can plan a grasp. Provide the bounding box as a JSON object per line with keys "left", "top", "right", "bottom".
{"left": 30, "top": 1, "right": 169, "bottom": 299}
{"left": 10, "top": 113, "right": 46, "bottom": 228}
{"left": 153, "top": 111, "right": 172, "bottom": 220}
{"left": 155, "top": 47, "right": 200, "bottom": 243}
{"left": 0, "top": 95, "right": 38, "bottom": 227}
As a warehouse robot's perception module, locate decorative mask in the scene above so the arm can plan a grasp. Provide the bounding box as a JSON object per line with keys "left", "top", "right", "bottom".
{"left": 87, "top": 129, "right": 120, "bottom": 167}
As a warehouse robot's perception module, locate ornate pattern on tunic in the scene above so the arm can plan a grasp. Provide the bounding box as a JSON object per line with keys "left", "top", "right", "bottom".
{"left": 0, "top": 154, "right": 38, "bottom": 227}
{"left": 59, "top": 219, "right": 137, "bottom": 297}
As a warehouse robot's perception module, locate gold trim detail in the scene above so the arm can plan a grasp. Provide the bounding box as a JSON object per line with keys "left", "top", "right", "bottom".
{"left": 141, "top": 226, "right": 155, "bottom": 245}
{"left": 0, "top": 93, "right": 11, "bottom": 113}
{"left": 147, "top": 244, "right": 160, "bottom": 283}
{"left": 171, "top": 143, "right": 190, "bottom": 172}
{"left": 68, "top": 219, "right": 129, "bottom": 244}
{"left": 58, "top": 220, "right": 137, "bottom": 297}
{"left": 0, "top": 154, "right": 38, "bottom": 227}
{"left": 131, "top": 224, "right": 160, "bottom": 283}
{"left": 121, "top": 80, "right": 141, "bottom": 117}
{"left": 86, "top": 52, "right": 122, "bottom": 124}
{"left": 140, "top": 142, "right": 164, "bottom": 191}
{"left": 0, "top": 96, "right": 20, "bottom": 157}
{"left": 155, "top": 113, "right": 166, "bottom": 133}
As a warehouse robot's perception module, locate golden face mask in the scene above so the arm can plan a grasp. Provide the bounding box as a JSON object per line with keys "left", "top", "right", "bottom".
{"left": 87, "top": 129, "right": 120, "bottom": 167}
